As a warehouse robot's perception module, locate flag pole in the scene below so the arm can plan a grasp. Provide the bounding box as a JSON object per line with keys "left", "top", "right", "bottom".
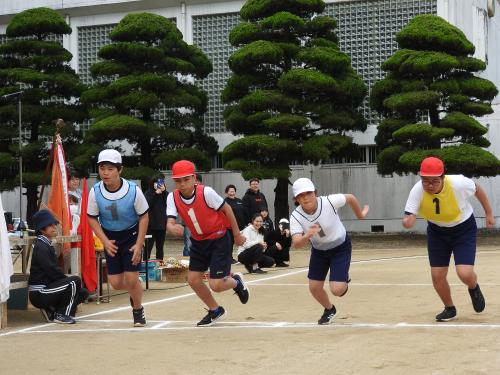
{"left": 37, "top": 119, "right": 65, "bottom": 211}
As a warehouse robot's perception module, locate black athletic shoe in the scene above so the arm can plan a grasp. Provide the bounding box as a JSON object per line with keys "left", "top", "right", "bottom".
{"left": 435, "top": 306, "right": 457, "bottom": 322}
{"left": 40, "top": 308, "right": 54, "bottom": 322}
{"left": 244, "top": 264, "right": 253, "bottom": 274}
{"left": 252, "top": 268, "right": 267, "bottom": 274}
{"left": 275, "top": 262, "right": 289, "bottom": 267}
{"left": 197, "top": 306, "right": 226, "bottom": 327}
{"left": 132, "top": 306, "right": 146, "bottom": 327}
{"left": 469, "top": 284, "right": 485, "bottom": 313}
{"left": 318, "top": 305, "right": 337, "bottom": 325}
{"left": 53, "top": 313, "right": 76, "bottom": 324}
{"left": 232, "top": 272, "right": 249, "bottom": 304}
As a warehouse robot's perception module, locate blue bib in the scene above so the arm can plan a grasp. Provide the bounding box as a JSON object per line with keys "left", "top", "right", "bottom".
{"left": 94, "top": 180, "right": 138, "bottom": 231}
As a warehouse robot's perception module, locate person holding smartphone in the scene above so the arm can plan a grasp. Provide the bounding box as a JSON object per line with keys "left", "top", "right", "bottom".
{"left": 144, "top": 174, "right": 168, "bottom": 260}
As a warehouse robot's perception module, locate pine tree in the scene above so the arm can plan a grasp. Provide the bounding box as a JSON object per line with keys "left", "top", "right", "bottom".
{"left": 82, "top": 13, "right": 217, "bottom": 184}
{"left": 371, "top": 14, "right": 499, "bottom": 176}
{"left": 0, "top": 7, "right": 86, "bottom": 223}
{"left": 223, "top": 0, "right": 366, "bottom": 220}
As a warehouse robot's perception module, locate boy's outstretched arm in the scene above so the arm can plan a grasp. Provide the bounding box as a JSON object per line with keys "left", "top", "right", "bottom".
{"left": 166, "top": 217, "right": 184, "bottom": 237}
{"left": 88, "top": 216, "right": 118, "bottom": 256}
{"left": 344, "top": 194, "right": 369, "bottom": 219}
{"left": 402, "top": 213, "right": 417, "bottom": 229}
{"left": 130, "top": 212, "right": 149, "bottom": 265}
{"left": 475, "top": 182, "right": 495, "bottom": 228}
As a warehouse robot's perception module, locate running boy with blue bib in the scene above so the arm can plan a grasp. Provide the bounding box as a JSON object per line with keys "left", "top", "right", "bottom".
{"left": 403, "top": 157, "right": 495, "bottom": 322}
{"left": 87, "top": 149, "right": 149, "bottom": 327}
{"left": 290, "top": 178, "right": 369, "bottom": 325}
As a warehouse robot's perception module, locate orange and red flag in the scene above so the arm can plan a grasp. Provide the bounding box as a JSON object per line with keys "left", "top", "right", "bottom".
{"left": 47, "top": 137, "right": 71, "bottom": 251}
{"left": 78, "top": 178, "right": 97, "bottom": 292}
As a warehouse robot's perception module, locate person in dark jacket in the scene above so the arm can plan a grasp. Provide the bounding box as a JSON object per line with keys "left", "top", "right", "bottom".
{"left": 260, "top": 206, "right": 274, "bottom": 236}
{"left": 242, "top": 178, "right": 268, "bottom": 224}
{"left": 28, "top": 209, "right": 87, "bottom": 324}
{"left": 224, "top": 184, "right": 247, "bottom": 230}
{"left": 264, "top": 218, "right": 292, "bottom": 267}
{"left": 224, "top": 184, "right": 246, "bottom": 264}
{"left": 144, "top": 175, "right": 168, "bottom": 260}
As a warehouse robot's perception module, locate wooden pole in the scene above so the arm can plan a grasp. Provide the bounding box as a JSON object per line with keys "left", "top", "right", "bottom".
{"left": 37, "top": 119, "right": 65, "bottom": 210}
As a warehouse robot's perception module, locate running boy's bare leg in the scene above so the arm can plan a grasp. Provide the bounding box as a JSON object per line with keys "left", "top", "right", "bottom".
{"left": 309, "top": 280, "right": 333, "bottom": 309}
{"left": 329, "top": 281, "right": 348, "bottom": 297}
{"left": 188, "top": 271, "right": 219, "bottom": 310}
{"left": 431, "top": 267, "right": 453, "bottom": 306}
{"left": 125, "top": 272, "right": 143, "bottom": 308}
{"left": 455, "top": 265, "right": 477, "bottom": 289}
{"left": 107, "top": 273, "right": 143, "bottom": 308}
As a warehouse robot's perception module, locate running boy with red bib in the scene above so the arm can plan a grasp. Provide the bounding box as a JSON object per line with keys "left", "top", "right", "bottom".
{"left": 403, "top": 157, "right": 495, "bottom": 322}
{"left": 166, "top": 160, "right": 249, "bottom": 326}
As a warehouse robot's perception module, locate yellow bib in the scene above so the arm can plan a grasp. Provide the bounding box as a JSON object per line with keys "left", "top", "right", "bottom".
{"left": 419, "top": 176, "right": 461, "bottom": 223}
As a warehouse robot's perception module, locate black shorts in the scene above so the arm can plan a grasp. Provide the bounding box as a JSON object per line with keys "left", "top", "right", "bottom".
{"left": 308, "top": 236, "right": 352, "bottom": 282}
{"left": 427, "top": 214, "right": 477, "bottom": 267}
{"left": 103, "top": 225, "right": 140, "bottom": 275}
{"left": 189, "top": 231, "right": 232, "bottom": 279}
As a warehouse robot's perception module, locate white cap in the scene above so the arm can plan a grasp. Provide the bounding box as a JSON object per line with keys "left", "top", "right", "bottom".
{"left": 97, "top": 149, "right": 122, "bottom": 164}
{"left": 279, "top": 218, "right": 289, "bottom": 224}
{"left": 292, "top": 177, "right": 315, "bottom": 197}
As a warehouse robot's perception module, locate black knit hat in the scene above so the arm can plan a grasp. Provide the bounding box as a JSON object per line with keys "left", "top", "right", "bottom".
{"left": 32, "top": 209, "right": 59, "bottom": 231}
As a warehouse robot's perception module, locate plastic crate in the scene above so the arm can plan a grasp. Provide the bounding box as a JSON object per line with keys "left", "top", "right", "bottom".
{"left": 139, "top": 260, "right": 162, "bottom": 281}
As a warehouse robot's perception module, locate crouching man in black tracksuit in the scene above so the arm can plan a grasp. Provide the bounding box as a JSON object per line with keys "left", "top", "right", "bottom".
{"left": 28, "top": 209, "right": 88, "bottom": 324}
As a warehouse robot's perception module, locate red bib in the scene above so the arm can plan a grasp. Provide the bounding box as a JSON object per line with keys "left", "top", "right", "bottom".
{"left": 173, "top": 184, "right": 229, "bottom": 241}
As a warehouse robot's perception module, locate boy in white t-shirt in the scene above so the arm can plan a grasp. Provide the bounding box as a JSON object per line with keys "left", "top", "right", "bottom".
{"left": 403, "top": 157, "right": 495, "bottom": 322}
{"left": 87, "top": 149, "right": 149, "bottom": 327}
{"left": 290, "top": 178, "right": 369, "bottom": 325}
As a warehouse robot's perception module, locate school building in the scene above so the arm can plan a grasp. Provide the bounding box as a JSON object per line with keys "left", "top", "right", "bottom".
{"left": 0, "top": 0, "right": 499, "bottom": 232}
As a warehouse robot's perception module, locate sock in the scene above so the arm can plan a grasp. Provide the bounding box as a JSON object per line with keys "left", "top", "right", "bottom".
{"left": 210, "top": 306, "right": 221, "bottom": 314}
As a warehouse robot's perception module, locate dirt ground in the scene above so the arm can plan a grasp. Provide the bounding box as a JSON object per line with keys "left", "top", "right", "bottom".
{"left": 1, "top": 234, "right": 500, "bottom": 375}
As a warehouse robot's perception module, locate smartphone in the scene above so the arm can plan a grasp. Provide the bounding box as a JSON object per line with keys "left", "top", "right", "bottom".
{"left": 156, "top": 178, "right": 164, "bottom": 188}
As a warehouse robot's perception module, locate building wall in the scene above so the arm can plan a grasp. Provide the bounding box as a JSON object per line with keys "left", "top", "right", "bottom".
{"left": 0, "top": 0, "right": 499, "bottom": 232}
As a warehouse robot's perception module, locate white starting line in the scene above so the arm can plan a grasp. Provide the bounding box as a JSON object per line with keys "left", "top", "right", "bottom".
{"left": 1, "top": 252, "right": 499, "bottom": 337}
{"left": 8, "top": 320, "right": 500, "bottom": 336}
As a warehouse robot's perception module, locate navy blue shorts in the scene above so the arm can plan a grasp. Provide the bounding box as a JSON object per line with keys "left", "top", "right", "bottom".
{"left": 103, "top": 225, "right": 140, "bottom": 275}
{"left": 308, "top": 236, "right": 352, "bottom": 282}
{"left": 427, "top": 214, "right": 477, "bottom": 267}
{"left": 189, "top": 231, "right": 232, "bottom": 279}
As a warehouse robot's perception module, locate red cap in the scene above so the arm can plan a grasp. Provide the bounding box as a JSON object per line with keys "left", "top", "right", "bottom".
{"left": 172, "top": 160, "right": 195, "bottom": 179}
{"left": 419, "top": 157, "right": 444, "bottom": 177}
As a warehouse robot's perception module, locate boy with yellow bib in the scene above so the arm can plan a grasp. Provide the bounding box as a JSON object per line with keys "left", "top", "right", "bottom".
{"left": 403, "top": 157, "right": 495, "bottom": 322}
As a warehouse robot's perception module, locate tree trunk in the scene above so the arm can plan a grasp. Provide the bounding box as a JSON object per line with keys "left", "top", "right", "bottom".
{"left": 429, "top": 108, "right": 441, "bottom": 148}
{"left": 273, "top": 176, "right": 290, "bottom": 223}
{"left": 25, "top": 183, "right": 39, "bottom": 227}
{"left": 139, "top": 137, "right": 152, "bottom": 191}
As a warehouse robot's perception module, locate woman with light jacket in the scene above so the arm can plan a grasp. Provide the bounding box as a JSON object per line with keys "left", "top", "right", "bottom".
{"left": 237, "top": 213, "right": 275, "bottom": 274}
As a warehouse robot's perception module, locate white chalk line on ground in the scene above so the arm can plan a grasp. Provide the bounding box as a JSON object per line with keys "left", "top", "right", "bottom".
{"left": 10, "top": 321, "right": 500, "bottom": 335}
{"left": 248, "top": 282, "right": 500, "bottom": 287}
{"left": 0, "top": 252, "right": 495, "bottom": 337}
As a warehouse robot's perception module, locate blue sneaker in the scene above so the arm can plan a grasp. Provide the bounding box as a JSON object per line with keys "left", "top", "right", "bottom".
{"left": 468, "top": 284, "right": 485, "bottom": 313}
{"left": 197, "top": 306, "right": 226, "bottom": 327}
{"left": 318, "top": 305, "right": 337, "bottom": 325}
{"left": 232, "top": 272, "right": 249, "bottom": 304}
{"left": 53, "top": 313, "right": 76, "bottom": 324}
{"left": 435, "top": 306, "right": 457, "bottom": 322}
